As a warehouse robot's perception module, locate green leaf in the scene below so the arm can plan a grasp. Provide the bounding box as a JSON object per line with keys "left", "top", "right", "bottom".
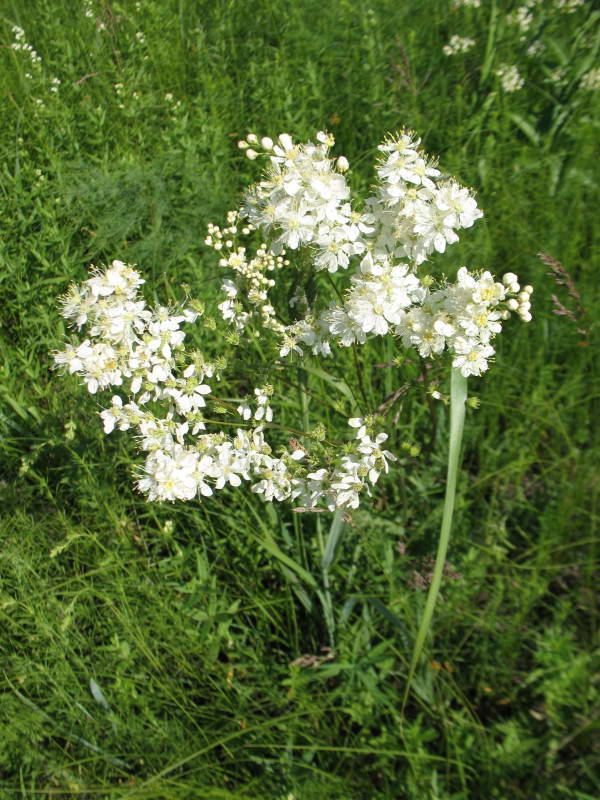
{"left": 479, "top": 0, "right": 499, "bottom": 86}
{"left": 508, "top": 113, "right": 540, "bottom": 147}
{"left": 321, "top": 509, "right": 345, "bottom": 571}
{"left": 300, "top": 363, "right": 356, "bottom": 406}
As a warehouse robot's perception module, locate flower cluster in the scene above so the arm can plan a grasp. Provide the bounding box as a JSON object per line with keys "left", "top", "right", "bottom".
{"left": 214, "top": 129, "right": 529, "bottom": 377}
{"left": 495, "top": 64, "right": 525, "bottom": 93}
{"left": 443, "top": 35, "right": 476, "bottom": 56}
{"left": 397, "top": 268, "right": 532, "bottom": 376}
{"left": 507, "top": 6, "right": 534, "bottom": 35}
{"left": 10, "top": 26, "right": 42, "bottom": 68}
{"left": 555, "top": 0, "right": 585, "bottom": 11}
{"left": 56, "top": 128, "right": 534, "bottom": 512}
{"left": 581, "top": 68, "right": 600, "bottom": 91}
{"left": 372, "top": 131, "right": 483, "bottom": 263}
{"left": 55, "top": 260, "right": 393, "bottom": 510}
{"left": 205, "top": 211, "right": 287, "bottom": 335}
{"left": 54, "top": 260, "right": 199, "bottom": 399}
{"left": 238, "top": 132, "right": 370, "bottom": 273}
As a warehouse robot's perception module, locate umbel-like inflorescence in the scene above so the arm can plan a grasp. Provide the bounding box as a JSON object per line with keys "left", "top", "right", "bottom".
{"left": 55, "top": 260, "right": 394, "bottom": 509}
{"left": 55, "top": 129, "right": 532, "bottom": 510}
{"left": 212, "top": 131, "right": 531, "bottom": 371}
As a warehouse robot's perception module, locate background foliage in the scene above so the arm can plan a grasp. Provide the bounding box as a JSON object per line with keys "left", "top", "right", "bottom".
{"left": 1, "top": 0, "right": 598, "bottom": 797}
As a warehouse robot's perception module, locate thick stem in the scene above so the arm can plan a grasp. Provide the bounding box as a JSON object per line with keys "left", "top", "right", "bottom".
{"left": 402, "top": 368, "right": 468, "bottom": 710}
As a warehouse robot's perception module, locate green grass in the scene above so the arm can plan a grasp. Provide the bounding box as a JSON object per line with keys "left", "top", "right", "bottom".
{"left": 1, "top": 0, "right": 599, "bottom": 797}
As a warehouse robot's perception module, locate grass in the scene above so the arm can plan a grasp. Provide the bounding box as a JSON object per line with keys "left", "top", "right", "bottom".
{"left": 1, "top": 0, "right": 599, "bottom": 797}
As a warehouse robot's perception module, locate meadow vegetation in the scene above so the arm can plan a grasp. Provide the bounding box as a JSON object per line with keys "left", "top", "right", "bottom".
{"left": 1, "top": 0, "right": 598, "bottom": 797}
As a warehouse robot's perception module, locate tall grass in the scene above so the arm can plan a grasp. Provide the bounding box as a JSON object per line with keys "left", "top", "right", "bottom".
{"left": 1, "top": 1, "right": 598, "bottom": 797}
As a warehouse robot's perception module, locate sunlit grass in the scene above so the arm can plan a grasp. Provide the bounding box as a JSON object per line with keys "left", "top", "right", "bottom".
{"left": 0, "top": 0, "right": 598, "bottom": 797}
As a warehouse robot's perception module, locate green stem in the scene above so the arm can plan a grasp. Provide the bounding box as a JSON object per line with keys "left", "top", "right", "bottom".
{"left": 402, "top": 368, "right": 468, "bottom": 710}
{"left": 298, "top": 366, "right": 310, "bottom": 444}
{"left": 320, "top": 508, "right": 345, "bottom": 649}
{"left": 298, "top": 364, "right": 337, "bottom": 649}
{"left": 316, "top": 515, "right": 336, "bottom": 649}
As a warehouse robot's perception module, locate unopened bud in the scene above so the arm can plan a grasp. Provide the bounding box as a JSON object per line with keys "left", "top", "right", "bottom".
{"left": 245, "top": 149, "right": 258, "bottom": 160}
{"left": 336, "top": 156, "right": 349, "bottom": 173}
{"left": 260, "top": 136, "right": 273, "bottom": 150}
{"left": 246, "top": 133, "right": 258, "bottom": 144}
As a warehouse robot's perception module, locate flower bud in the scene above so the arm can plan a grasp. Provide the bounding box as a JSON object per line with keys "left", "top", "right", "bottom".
{"left": 502, "top": 272, "right": 518, "bottom": 286}
{"left": 245, "top": 149, "right": 258, "bottom": 160}
{"left": 246, "top": 133, "right": 258, "bottom": 144}
{"left": 336, "top": 156, "right": 349, "bottom": 173}
{"left": 261, "top": 137, "right": 273, "bottom": 150}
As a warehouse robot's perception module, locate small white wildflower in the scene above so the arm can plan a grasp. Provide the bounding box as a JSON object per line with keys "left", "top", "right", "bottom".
{"left": 443, "top": 35, "right": 476, "bottom": 56}
{"left": 496, "top": 64, "right": 524, "bottom": 93}
{"left": 580, "top": 68, "right": 600, "bottom": 91}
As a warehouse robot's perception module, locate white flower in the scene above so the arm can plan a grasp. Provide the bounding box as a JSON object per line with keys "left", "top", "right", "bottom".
{"left": 434, "top": 183, "right": 483, "bottom": 229}
{"left": 496, "top": 64, "right": 524, "bottom": 93}
{"left": 100, "top": 396, "right": 124, "bottom": 433}
{"left": 209, "top": 446, "right": 246, "bottom": 489}
{"left": 443, "top": 35, "right": 476, "bottom": 56}
{"left": 348, "top": 417, "right": 367, "bottom": 439}
{"left": 581, "top": 68, "right": 600, "bottom": 91}
{"left": 276, "top": 207, "right": 315, "bottom": 249}
{"left": 452, "top": 338, "right": 495, "bottom": 376}
{"left": 251, "top": 457, "right": 292, "bottom": 502}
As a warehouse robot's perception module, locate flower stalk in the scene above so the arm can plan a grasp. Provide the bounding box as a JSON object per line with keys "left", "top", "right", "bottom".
{"left": 402, "top": 367, "right": 468, "bottom": 710}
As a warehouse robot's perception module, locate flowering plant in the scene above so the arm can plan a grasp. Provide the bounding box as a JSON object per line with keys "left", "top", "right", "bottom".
{"left": 54, "top": 129, "right": 533, "bottom": 677}
{"left": 55, "top": 129, "right": 531, "bottom": 513}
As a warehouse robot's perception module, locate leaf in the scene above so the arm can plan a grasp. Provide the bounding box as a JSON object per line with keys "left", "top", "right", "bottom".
{"left": 479, "top": 0, "right": 499, "bottom": 86}
{"left": 321, "top": 510, "right": 345, "bottom": 571}
{"left": 90, "top": 678, "right": 112, "bottom": 712}
{"left": 249, "top": 508, "right": 318, "bottom": 590}
{"left": 508, "top": 113, "right": 540, "bottom": 147}
{"left": 368, "top": 598, "right": 410, "bottom": 648}
{"left": 299, "top": 363, "right": 356, "bottom": 406}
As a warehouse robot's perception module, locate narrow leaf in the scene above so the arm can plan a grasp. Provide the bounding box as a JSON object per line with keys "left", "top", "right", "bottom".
{"left": 321, "top": 510, "right": 345, "bottom": 571}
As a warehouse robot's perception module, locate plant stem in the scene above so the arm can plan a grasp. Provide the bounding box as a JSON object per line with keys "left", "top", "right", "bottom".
{"left": 402, "top": 368, "right": 468, "bottom": 711}
{"left": 298, "top": 364, "right": 337, "bottom": 649}
{"left": 316, "top": 515, "right": 336, "bottom": 649}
